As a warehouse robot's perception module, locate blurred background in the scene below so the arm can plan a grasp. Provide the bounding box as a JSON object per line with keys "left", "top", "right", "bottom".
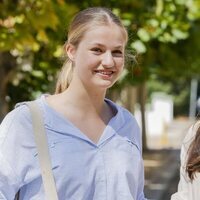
{"left": 0, "top": 0, "right": 200, "bottom": 199}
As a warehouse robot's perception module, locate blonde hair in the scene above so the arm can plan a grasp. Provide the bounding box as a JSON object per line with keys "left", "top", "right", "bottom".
{"left": 55, "top": 7, "right": 128, "bottom": 94}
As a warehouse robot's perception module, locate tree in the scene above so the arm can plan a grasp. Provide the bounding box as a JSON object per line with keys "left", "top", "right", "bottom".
{"left": 0, "top": 0, "right": 78, "bottom": 119}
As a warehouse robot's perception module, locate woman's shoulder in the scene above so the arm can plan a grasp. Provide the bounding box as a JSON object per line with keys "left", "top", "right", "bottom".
{"left": 0, "top": 98, "right": 44, "bottom": 145}
{"left": 1, "top": 103, "right": 30, "bottom": 129}
{"left": 106, "top": 99, "right": 142, "bottom": 150}
{"left": 105, "top": 98, "right": 136, "bottom": 120}
{"left": 180, "top": 120, "right": 200, "bottom": 166}
{"left": 3, "top": 95, "right": 45, "bottom": 126}
{"left": 182, "top": 121, "right": 200, "bottom": 148}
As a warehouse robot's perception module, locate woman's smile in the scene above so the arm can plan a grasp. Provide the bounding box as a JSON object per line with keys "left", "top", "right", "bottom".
{"left": 93, "top": 69, "right": 115, "bottom": 79}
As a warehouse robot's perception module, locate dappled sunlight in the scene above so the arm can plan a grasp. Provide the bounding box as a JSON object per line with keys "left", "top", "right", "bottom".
{"left": 147, "top": 183, "right": 166, "bottom": 190}
{"left": 144, "top": 159, "right": 161, "bottom": 167}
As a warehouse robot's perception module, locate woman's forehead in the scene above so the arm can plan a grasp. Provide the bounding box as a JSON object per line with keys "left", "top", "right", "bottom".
{"left": 81, "top": 25, "right": 126, "bottom": 46}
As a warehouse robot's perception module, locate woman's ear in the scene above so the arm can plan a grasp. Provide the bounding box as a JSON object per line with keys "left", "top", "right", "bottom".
{"left": 65, "top": 43, "right": 76, "bottom": 61}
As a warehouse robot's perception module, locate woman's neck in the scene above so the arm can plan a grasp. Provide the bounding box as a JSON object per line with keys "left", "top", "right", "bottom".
{"left": 46, "top": 82, "right": 113, "bottom": 127}
{"left": 60, "top": 82, "right": 107, "bottom": 115}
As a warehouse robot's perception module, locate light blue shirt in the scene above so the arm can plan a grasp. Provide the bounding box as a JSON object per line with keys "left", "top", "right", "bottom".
{"left": 0, "top": 95, "right": 146, "bottom": 200}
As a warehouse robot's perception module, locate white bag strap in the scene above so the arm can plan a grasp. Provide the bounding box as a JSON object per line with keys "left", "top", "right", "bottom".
{"left": 26, "top": 101, "right": 59, "bottom": 200}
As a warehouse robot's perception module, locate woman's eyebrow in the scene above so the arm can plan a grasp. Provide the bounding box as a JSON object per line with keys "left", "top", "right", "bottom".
{"left": 90, "top": 43, "right": 104, "bottom": 47}
{"left": 90, "top": 43, "right": 123, "bottom": 49}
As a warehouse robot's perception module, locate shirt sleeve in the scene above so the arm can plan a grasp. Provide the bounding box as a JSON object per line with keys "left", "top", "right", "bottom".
{"left": 120, "top": 108, "right": 143, "bottom": 153}
{"left": 0, "top": 105, "right": 36, "bottom": 199}
{"left": 124, "top": 110, "right": 147, "bottom": 200}
{"left": 0, "top": 151, "right": 21, "bottom": 199}
{"left": 135, "top": 124, "right": 147, "bottom": 200}
{"left": 137, "top": 159, "right": 148, "bottom": 200}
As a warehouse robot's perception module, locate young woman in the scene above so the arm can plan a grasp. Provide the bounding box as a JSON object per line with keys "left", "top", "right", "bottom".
{"left": 0, "top": 7, "right": 147, "bottom": 199}
{"left": 171, "top": 120, "right": 200, "bottom": 200}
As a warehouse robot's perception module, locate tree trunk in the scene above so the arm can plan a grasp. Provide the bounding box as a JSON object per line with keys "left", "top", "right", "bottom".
{"left": 138, "top": 82, "right": 148, "bottom": 151}
{"left": 0, "top": 81, "right": 8, "bottom": 121}
{"left": 0, "top": 52, "right": 16, "bottom": 121}
{"left": 125, "top": 85, "right": 137, "bottom": 113}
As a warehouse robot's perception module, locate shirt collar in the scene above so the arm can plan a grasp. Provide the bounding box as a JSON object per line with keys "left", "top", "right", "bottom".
{"left": 38, "top": 95, "right": 126, "bottom": 147}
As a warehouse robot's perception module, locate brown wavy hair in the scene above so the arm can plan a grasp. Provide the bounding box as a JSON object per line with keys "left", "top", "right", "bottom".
{"left": 186, "top": 120, "right": 200, "bottom": 180}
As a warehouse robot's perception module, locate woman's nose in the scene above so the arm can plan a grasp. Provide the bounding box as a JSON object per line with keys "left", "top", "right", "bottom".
{"left": 101, "top": 52, "right": 114, "bottom": 68}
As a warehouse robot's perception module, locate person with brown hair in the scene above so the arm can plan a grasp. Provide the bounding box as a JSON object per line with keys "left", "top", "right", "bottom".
{"left": 0, "top": 7, "right": 147, "bottom": 199}
{"left": 171, "top": 120, "right": 200, "bottom": 200}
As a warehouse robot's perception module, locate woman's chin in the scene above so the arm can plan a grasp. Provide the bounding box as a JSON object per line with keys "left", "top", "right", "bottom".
{"left": 95, "top": 80, "right": 116, "bottom": 89}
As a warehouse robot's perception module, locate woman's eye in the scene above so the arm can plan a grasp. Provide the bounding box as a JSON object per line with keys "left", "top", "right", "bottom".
{"left": 91, "top": 48, "right": 102, "bottom": 53}
{"left": 112, "top": 50, "right": 123, "bottom": 57}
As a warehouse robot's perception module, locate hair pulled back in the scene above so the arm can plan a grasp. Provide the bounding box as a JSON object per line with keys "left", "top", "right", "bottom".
{"left": 55, "top": 7, "right": 128, "bottom": 94}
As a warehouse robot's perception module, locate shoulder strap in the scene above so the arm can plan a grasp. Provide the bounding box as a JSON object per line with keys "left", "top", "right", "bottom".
{"left": 26, "top": 101, "right": 59, "bottom": 200}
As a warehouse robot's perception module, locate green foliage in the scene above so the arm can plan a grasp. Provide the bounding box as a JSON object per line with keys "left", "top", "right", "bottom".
{"left": 0, "top": 0, "right": 78, "bottom": 107}
{"left": 0, "top": 0, "right": 200, "bottom": 112}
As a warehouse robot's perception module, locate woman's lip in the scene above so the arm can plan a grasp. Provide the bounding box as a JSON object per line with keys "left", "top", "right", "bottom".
{"left": 95, "top": 72, "right": 113, "bottom": 78}
{"left": 94, "top": 70, "right": 114, "bottom": 75}
{"left": 94, "top": 71, "right": 114, "bottom": 79}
